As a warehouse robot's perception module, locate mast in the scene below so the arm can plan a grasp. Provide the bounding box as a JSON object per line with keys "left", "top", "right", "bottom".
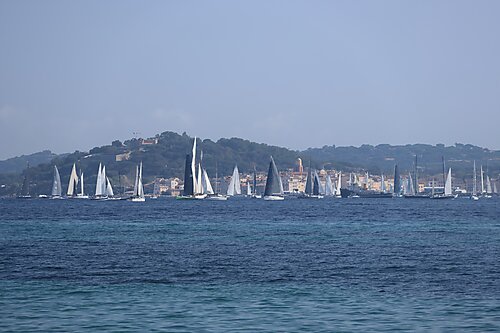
{"left": 414, "top": 155, "right": 418, "bottom": 194}
{"left": 480, "top": 165, "right": 485, "bottom": 194}
{"left": 253, "top": 166, "right": 257, "bottom": 195}
{"left": 442, "top": 156, "right": 446, "bottom": 193}
{"left": 215, "top": 161, "right": 219, "bottom": 195}
{"left": 335, "top": 172, "right": 342, "bottom": 196}
{"left": 472, "top": 161, "right": 477, "bottom": 195}
{"left": 20, "top": 163, "right": 30, "bottom": 197}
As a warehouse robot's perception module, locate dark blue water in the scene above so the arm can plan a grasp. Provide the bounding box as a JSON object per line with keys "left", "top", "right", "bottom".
{"left": 1, "top": 198, "right": 499, "bottom": 331}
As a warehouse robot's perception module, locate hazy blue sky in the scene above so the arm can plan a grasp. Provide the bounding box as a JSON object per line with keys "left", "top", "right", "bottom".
{"left": 1, "top": 0, "right": 499, "bottom": 159}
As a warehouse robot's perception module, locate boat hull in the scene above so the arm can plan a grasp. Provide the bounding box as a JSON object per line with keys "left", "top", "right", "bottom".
{"left": 263, "top": 195, "right": 284, "bottom": 201}
{"left": 341, "top": 189, "right": 393, "bottom": 198}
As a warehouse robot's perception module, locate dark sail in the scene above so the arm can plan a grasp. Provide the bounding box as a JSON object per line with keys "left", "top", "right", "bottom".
{"left": 264, "top": 156, "right": 282, "bottom": 196}
{"left": 313, "top": 171, "right": 321, "bottom": 195}
{"left": 305, "top": 168, "right": 313, "bottom": 195}
{"left": 183, "top": 154, "right": 194, "bottom": 196}
{"left": 393, "top": 164, "right": 400, "bottom": 195}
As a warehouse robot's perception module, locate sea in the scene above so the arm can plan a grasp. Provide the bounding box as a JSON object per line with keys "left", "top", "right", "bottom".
{"left": 1, "top": 197, "right": 499, "bottom": 332}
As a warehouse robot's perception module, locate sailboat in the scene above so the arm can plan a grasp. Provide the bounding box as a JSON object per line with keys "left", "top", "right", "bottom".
{"left": 227, "top": 165, "right": 242, "bottom": 196}
{"left": 76, "top": 171, "right": 89, "bottom": 199}
{"left": 335, "top": 172, "right": 342, "bottom": 198}
{"left": 202, "top": 168, "right": 215, "bottom": 195}
{"left": 431, "top": 168, "right": 456, "bottom": 199}
{"left": 177, "top": 137, "right": 206, "bottom": 200}
{"left": 66, "top": 163, "right": 79, "bottom": 198}
{"left": 479, "top": 165, "right": 492, "bottom": 198}
{"left": 393, "top": 165, "right": 401, "bottom": 197}
{"left": 470, "top": 161, "right": 479, "bottom": 200}
{"left": 51, "top": 165, "right": 63, "bottom": 199}
{"left": 324, "top": 174, "right": 334, "bottom": 196}
{"left": 246, "top": 180, "right": 252, "bottom": 196}
{"left": 94, "top": 163, "right": 112, "bottom": 199}
{"left": 486, "top": 175, "right": 493, "bottom": 196}
{"left": 18, "top": 164, "right": 31, "bottom": 199}
{"left": 263, "top": 156, "right": 284, "bottom": 200}
{"left": 380, "top": 174, "right": 386, "bottom": 193}
{"left": 300, "top": 167, "right": 323, "bottom": 198}
{"left": 206, "top": 161, "right": 228, "bottom": 200}
{"left": 129, "top": 162, "right": 145, "bottom": 202}
{"left": 251, "top": 166, "right": 261, "bottom": 199}
{"left": 404, "top": 156, "right": 430, "bottom": 199}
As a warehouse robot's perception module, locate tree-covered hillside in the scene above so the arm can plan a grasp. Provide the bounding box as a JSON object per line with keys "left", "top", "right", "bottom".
{"left": 305, "top": 143, "right": 500, "bottom": 179}
{"left": 1, "top": 131, "right": 499, "bottom": 197}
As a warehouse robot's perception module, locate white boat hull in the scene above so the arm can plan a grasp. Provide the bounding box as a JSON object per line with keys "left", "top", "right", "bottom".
{"left": 263, "top": 195, "right": 284, "bottom": 201}
{"left": 206, "top": 194, "right": 228, "bottom": 201}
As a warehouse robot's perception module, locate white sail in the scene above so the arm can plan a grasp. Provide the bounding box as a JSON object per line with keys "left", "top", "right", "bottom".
{"left": 191, "top": 137, "right": 198, "bottom": 194}
{"left": 67, "top": 163, "right": 79, "bottom": 196}
{"left": 335, "top": 172, "right": 342, "bottom": 196}
{"left": 95, "top": 163, "right": 103, "bottom": 196}
{"left": 101, "top": 165, "right": 107, "bottom": 196}
{"left": 486, "top": 175, "right": 492, "bottom": 194}
{"left": 227, "top": 165, "right": 241, "bottom": 196}
{"left": 325, "top": 175, "right": 334, "bottom": 196}
{"left": 105, "top": 177, "right": 114, "bottom": 197}
{"left": 51, "top": 165, "right": 62, "bottom": 197}
{"left": 138, "top": 162, "right": 144, "bottom": 198}
{"left": 380, "top": 174, "right": 386, "bottom": 192}
{"left": 409, "top": 173, "right": 415, "bottom": 195}
{"left": 197, "top": 163, "right": 203, "bottom": 194}
{"left": 444, "top": 168, "right": 452, "bottom": 196}
{"left": 202, "top": 169, "right": 214, "bottom": 195}
{"left": 247, "top": 181, "right": 252, "bottom": 196}
{"left": 494, "top": 182, "right": 498, "bottom": 194}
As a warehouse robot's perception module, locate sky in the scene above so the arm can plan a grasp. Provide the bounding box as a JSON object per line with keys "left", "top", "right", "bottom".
{"left": 1, "top": 0, "right": 499, "bottom": 160}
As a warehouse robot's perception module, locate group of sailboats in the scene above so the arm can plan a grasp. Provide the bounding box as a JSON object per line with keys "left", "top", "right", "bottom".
{"left": 44, "top": 161, "right": 145, "bottom": 201}
{"left": 178, "top": 137, "right": 219, "bottom": 200}
{"left": 299, "top": 166, "right": 342, "bottom": 199}
{"left": 178, "top": 138, "right": 285, "bottom": 201}
{"left": 470, "top": 161, "right": 496, "bottom": 200}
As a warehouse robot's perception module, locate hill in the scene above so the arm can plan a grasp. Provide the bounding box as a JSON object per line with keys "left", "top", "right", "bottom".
{"left": 0, "top": 150, "right": 59, "bottom": 174}
{"left": 1, "top": 131, "right": 499, "bottom": 196}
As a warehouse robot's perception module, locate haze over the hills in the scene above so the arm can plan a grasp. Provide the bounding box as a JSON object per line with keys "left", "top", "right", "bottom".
{"left": 1, "top": 1, "right": 499, "bottom": 160}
